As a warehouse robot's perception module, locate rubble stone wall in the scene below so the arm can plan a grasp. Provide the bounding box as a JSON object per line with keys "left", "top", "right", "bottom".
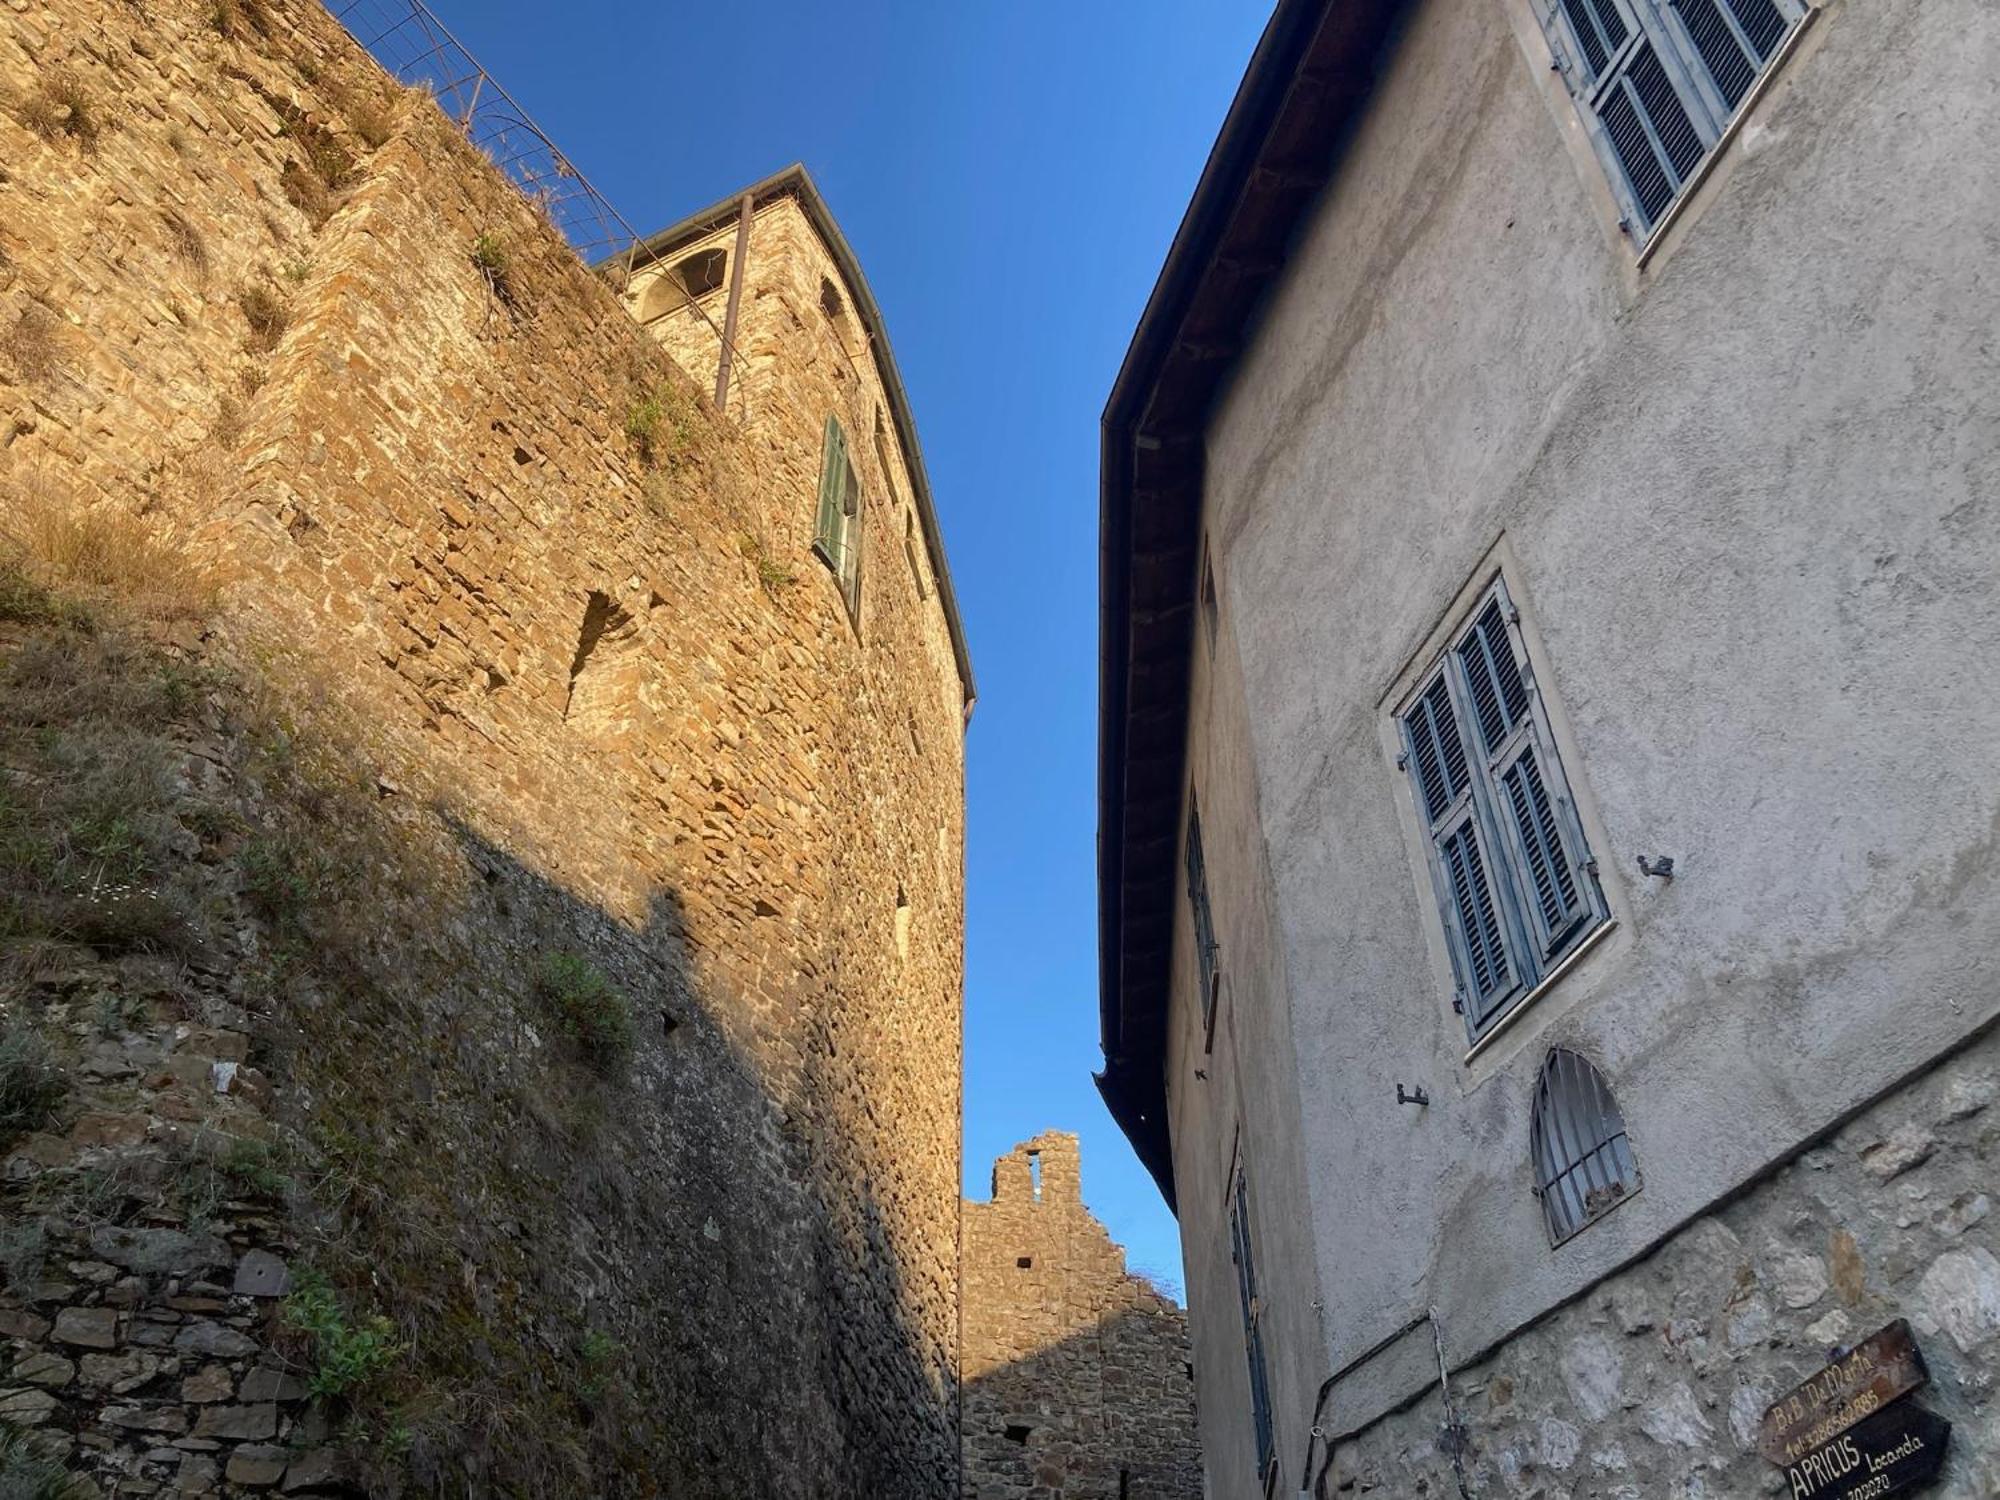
{"left": 962, "top": 1133, "right": 1202, "bottom": 1500}
{"left": 0, "top": 0, "right": 965, "bottom": 1494}
{"left": 1329, "top": 1027, "right": 2000, "bottom": 1499}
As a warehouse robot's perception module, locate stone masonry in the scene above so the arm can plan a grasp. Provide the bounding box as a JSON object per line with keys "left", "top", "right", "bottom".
{"left": 963, "top": 1133, "right": 1202, "bottom": 1500}
{"left": 1327, "top": 1027, "right": 2000, "bottom": 1498}
{"left": 0, "top": 0, "right": 966, "bottom": 1493}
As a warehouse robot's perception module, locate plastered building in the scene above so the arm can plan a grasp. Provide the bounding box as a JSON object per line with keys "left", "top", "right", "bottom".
{"left": 1097, "top": 0, "right": 2000, "bottom": 1496}
{"left": 962, "top": 1133, "right": 1203, "bottom": 1500}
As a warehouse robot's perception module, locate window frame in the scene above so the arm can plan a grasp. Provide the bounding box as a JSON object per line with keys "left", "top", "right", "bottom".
{"left": 1227, "top": 1158, "right": 1277, "bottom": 1488}
{"left": 1183, "top": 801, "right": 1222, "bottom": 1052}
{"left": 1394, "top": 575, "right": 1608, "bottom": 1044}
{"left": 813, "top": 414, "right": 863, "bottom": 625}
{"left": 1539, "top": 0, "right": 1809, "bottom": 241}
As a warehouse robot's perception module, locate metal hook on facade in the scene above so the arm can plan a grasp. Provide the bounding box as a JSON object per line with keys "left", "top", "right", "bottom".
{"left": 1397, "top": 1083, "right": 1430, "bottom": 1108}
{"left": 1637, "top": 854, "right": 1676, "bottom": 880}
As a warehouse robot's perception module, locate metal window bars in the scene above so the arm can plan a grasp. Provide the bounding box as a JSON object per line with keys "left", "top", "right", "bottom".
{"left": 1528, "top": 1047, "right": 1641, "bottom": 1244}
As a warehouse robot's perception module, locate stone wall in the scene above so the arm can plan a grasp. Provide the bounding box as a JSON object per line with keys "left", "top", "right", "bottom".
{"left": 1328, "top": 1027, "right": 2000, "bottom": 1498}
{"left": 0, "top": 0, "right": 965, "bottom": 1493}
{"left": 962, "top": 1133, "right": 1202, "bottom": 1500}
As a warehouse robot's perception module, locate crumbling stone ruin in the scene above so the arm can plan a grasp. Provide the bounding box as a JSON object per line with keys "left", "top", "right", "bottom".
{"left": 0, "top": 0, "right": 975, "bottom": 1493}
{"left": 962, "top": 1134, "right": 1202, "bottom": 1500}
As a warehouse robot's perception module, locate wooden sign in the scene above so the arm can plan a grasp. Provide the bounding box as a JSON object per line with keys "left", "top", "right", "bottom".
{"left": 1783, "top": 1400, "right": 1950, "bottom": 1500}
{"left": 1760, "top": 1320, "right": 1929, "bottom": 1466}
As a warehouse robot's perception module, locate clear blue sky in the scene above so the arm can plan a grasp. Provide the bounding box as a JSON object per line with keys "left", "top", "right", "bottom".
{"left": 408, "top": 0, "right": 1271, "bottom": 1293}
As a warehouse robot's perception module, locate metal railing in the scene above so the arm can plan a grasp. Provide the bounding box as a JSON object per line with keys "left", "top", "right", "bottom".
{"left": 326, "top": 0, "right": 754, "bottom": 405}
{"left": 328, "top": 0, "right": 644, "bottom": 267}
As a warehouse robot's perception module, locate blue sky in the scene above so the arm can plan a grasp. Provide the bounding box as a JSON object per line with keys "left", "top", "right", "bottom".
{"left": 411, "top": 0, "right": 1271, "bottom": 1292}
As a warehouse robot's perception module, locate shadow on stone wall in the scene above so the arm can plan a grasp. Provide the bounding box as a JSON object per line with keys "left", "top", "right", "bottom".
{"left": 0, "top": 619, "right": 951, "bottom": 1498}
{"left": 962, "top": 1305, "right": 1202, "bottom": 1500}
{"left": 292, "top": 807, "right": 958, "bottom": 1498}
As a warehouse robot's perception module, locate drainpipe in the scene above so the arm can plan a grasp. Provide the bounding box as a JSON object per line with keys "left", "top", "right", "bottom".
{"left": 712, "top": 192, "right": 753, "bottom": 412}
{"left": 1298, "top": 1307, "right": 1474, "bottom": 1499}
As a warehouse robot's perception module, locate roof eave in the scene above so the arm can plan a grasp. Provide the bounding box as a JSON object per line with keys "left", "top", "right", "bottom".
{"left": 1098, "top": 0, "right": 1408, "bottom": 1211}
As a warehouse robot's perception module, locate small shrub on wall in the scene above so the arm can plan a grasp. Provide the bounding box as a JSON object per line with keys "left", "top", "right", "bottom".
{"left": 535, "top": 952, "right": 634, "bottom": 1074}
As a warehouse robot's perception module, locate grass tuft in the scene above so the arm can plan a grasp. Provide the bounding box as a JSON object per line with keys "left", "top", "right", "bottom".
{"left": 346, "top": 92, "right": 394, "bottom": 150}
{"left": 239, "top": 283, "right": 291, "bottom": 353}
{"left": 210, "top": 0, "right": 269, "bottom": 40}
{"left": 4, "top": 304, "right": 67, "bottom": 386}
{"left": 0, "top": 1415, "right": 92, "bottom": 1498}
{"left": 17, "top": 67, "right": 98, "bottom": 149}
{"left": 280, "top": 159, "right": 330, "bottom": 227}
{"left": 535, "top": 953, "right": 634, "bottom": 1074}
{"left": 0, "top": 484, "right": 219, "bottom": 622}
{"left": 0, "top": 1023, "right": 66, "bottom": 1143}
{"left": 737, "top": 532, "right": 794, "bottom": 594}
{"left": 163, "top": 210, "right": 208, "bottom": 278}
{"left": 471, "top": 232, "right": 513, "bottom": 306}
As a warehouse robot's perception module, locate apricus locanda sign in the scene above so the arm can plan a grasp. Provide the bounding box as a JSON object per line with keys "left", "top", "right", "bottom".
{"left": 1760, "top": 1320, "right": 1951, "bottom": 1500}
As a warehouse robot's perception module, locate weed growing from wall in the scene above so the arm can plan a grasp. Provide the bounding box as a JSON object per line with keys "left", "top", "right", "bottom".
{"left": 0, "top": 1416, "right": 92, "bottom": 1498}
{"left": 535, "top": 953, "right": 635, "bottom": 1074}
{"left": 238, "top": 284, "right": 291, "bottom": 353}
{"left": 284, "top": 1268, "right": 403, "bottom": 1399}
{"left": 0, "top": 1024, "right": 65, "bottom": 1143}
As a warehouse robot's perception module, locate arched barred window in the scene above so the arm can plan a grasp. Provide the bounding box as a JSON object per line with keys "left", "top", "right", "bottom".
{"left": 1530, "top": 1048, "right": 1640, "bottom": 1245}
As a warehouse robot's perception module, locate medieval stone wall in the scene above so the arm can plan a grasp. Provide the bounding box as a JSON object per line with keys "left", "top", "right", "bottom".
{"left": 962, "top": 1133, "right": 1202, "bottom": 1500}
{"left": 0, "top": 0, "right": 964, "bottom": 1494}
{"left": 1328, "top": 1028, "right": 2000, "bottom": 1498}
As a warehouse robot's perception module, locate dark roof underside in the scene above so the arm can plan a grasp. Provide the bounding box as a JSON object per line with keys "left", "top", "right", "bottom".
{"left": 1098, "top": 0, "right": 1406, "bottom": 1212}
{"left": 632, "top": 165, "right": 975, "bottom": 709}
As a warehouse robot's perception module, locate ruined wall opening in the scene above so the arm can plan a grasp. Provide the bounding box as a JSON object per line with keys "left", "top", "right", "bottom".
{"left": 1028, "top": 1148, "right": 1042, "bottom": 1202}
{"left": 564, "top": 589, "right": 643, "bottom": 733}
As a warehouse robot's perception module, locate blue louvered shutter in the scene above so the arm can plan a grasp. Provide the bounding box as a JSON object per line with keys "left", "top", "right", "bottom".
{"left": 814, "top": 415, "right": 846, "bottom": 567}
{"left": 1400, "top": 579, "right": 1607, "bottom": 1040}
{"left": 1556, "top": 0, "right": 1633, "bottom": 85}
{"left": 1544, "top": 0, "right": 1803, "bottom": 236}
{"left": 1598, "top": 38, "right": 1708, "bottom": 229}
{"left": 1671, "top": 0, "right": 1793, "bottom": 109}
{"left": 1401, "top": 672, "right": 1519, "bottom": 1024}
{"left": 1456, "top": 600, "right": 1592, "bottom": 965}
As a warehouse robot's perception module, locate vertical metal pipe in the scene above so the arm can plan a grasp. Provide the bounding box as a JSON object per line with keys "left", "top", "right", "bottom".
{"left": 713, "top": 193, "right": 754, "bottom": 412}
{"left": 460, "top": 71, "right": 484, "bottom": 137}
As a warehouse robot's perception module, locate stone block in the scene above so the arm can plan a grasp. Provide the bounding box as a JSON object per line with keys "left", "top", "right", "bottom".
{"left": 192, "top": 1402, "right": 276, "bottom": 1440}
{"left": 54, "top": 1306, "right": 120, "bottom": 1349}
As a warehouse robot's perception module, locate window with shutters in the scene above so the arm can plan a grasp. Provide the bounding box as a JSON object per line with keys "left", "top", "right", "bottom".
{"left": 1537, "top": 0, "right": 1808, "bottom": 239}
{"left": 1394, "top": 577, "right": 1607, "bottom": 1043}
{"left": 813, "top": 414, "right": 862, "bottom": 624}
{"left": 1184, "top": 803, "right": 1221, "bottom": 1049}
{"left": 1229, "top": 1162, "right": 1276, "bottom": 1484}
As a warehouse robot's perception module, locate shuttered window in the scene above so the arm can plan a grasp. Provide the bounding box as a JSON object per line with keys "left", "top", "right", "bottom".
{"left": 1229, "top": 1164, "right": 1276, "bottom": 1483}
{"left": 814, "top": 414, "right": 862, "bottom": 622}
{"left": 1396, "top": 578, "right": 1606, "bottom": 1041}
{"left": 1184, "top": 804, "right": 1221, "bottom": 1045}
{"left": 1539, "top": 0, "right": 1807, "bottom": 236}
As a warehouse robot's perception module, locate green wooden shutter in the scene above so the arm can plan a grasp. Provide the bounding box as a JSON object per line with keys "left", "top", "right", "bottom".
{"left": 814, "top": 415, "right": 846, "bottom": 566}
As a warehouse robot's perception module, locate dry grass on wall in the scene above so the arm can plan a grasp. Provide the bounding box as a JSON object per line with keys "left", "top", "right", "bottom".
{"left": 0, "top": 471, "right": 220, "bottom": 622}
{"left": 0, "top": 486, "right": 687, "bottom": 1493}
